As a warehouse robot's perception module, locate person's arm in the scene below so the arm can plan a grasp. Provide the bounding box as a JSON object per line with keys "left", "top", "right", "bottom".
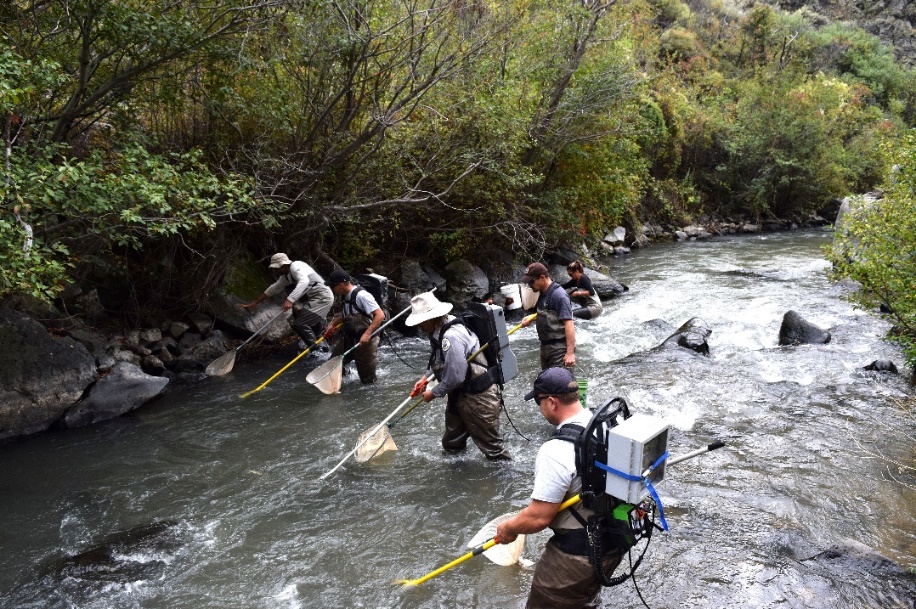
{"left": 576, "top": 275, "right": 594, "bottom": 298}
{"left": 495, "top": 500, "right": 562, "bottom": 544}
{"left": 241, "top": 292, "right": 270, "bottom": 310}
{"left": 564, "top": 319, "right": 576, "bottom": 367}
{"left": 554, "top": 290, "right": 577, "bottom": 367}
{"left": 360, "top": 308, "right": 385, "bottom": 345}
{"left": 324, "top": 314, "right": 343, "bottom": 338}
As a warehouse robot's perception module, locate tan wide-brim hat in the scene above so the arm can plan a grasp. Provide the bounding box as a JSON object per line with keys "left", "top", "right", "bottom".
{"left": 405, "top": 292, "right": 453, "bottom": 327}
{"left": 269, "top": 253, "right": 292, "bottom": 268}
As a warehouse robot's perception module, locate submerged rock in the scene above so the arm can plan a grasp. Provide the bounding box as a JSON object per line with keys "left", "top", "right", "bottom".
{"left": 863, "top": 359, "right": 898, "bottom": 373}
{"left": 657, "top": 317, "right": 712, "bottom": 355}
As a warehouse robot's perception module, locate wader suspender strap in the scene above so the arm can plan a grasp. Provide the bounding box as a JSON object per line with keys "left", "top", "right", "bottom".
{"left": 542, "top": 281, "right": 561, "bottom": 306}
{"left": 427, "top": 319, "right": 462, "bottom": 372}
{"left": 345, "top": 287, "right": 374, "bottom": 321}
{"left": 552, "top": 424, "right": 589, "bottom": 529}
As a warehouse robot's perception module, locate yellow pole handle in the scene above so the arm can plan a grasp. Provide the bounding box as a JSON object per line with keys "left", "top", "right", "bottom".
{"left": 399, "top": 493, "right": 581, "bottom": 588}
{"left": 239, "top": 323, "right": 342, "bottom": 399}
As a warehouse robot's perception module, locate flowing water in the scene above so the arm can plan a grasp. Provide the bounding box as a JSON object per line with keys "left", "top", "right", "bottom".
{"left": 1, "top": 229, "right": 914, "bottom": 608}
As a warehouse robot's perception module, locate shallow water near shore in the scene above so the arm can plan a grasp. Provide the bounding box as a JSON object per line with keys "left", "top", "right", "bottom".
{"left": 1, "top": 229, "right": 914, "bottom": 608}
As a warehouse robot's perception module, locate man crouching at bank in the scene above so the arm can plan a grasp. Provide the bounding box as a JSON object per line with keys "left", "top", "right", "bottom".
{"left": 495, "top": 368, "right": 623, "bottom": 608}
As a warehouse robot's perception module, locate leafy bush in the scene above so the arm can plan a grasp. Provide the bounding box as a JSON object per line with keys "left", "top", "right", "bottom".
{"left": 827, "top": 131, "right": 916, "bottom": 373}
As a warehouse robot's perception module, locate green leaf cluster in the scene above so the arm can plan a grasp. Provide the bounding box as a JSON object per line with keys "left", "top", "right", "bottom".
{"left": 827, "top": 131, "right": 916, "bottom": 370}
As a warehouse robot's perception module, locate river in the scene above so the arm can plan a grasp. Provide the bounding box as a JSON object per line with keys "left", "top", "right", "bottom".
{"left": 1, "top": 229, "right": 914, "bottom": 608}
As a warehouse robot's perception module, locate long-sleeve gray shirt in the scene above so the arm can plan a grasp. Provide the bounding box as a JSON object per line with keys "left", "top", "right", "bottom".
{"left": 264, "top": 261, "right": 323, "bottom": 303}
{"left": 428, "top": 316, "right": 481, "bottom": 398}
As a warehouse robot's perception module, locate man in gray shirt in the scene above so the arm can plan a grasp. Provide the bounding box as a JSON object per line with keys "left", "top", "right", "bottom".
{"left": 521, "top": 262, "right": 576, "bottom": 370}
{"left": 242, "top": 253, "right": 334, "bottom": 351}
{"left": 406, "top": 292, "right": 510, "bottom": 461}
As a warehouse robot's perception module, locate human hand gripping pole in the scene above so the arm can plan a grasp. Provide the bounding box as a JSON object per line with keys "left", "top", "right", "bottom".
{"left": 396, "top": 441, "right": 727, "bottom": 588}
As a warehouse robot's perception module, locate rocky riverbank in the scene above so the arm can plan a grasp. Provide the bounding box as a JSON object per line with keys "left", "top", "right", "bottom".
{"left": 0, "top": 206, "right": 842, "bottom": 443}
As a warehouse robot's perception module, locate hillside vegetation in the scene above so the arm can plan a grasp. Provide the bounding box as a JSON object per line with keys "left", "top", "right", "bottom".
{"left": 2, "top": 0, "right": 914, "bottom": 322}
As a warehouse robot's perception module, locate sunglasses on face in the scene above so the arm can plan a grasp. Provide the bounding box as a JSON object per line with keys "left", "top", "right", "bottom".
{"left": 534, "top": 394, "right": 553, "bottom": 406}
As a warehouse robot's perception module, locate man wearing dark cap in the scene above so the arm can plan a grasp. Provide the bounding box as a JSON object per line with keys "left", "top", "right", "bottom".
{"left": 495, "top": 367, "right": 623, "bottom": 608}
{"left": 520, "top": 262, "right": 576, "bottom": 370}
{"left": 242, "top": 253, "right": 334, "bottom": 352}
{"left": 323, "top": 270, "right": 385, "bottom": 384}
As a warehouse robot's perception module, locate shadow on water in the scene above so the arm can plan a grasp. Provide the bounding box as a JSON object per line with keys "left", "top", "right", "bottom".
{"left": 0, "top": 230, "right": 914, "bottom": 608}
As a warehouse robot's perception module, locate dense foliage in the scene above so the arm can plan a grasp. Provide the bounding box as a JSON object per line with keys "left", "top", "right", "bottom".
{"left": 2, "top": 0, "right": 915, "bottom": 317}
{"left": 827, "top": 131, "right": 916, "bottom": 373}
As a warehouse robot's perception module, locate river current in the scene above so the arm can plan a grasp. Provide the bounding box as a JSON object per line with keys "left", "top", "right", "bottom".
{"left": 1, "top": 229, "right": 914, "bottom": 608}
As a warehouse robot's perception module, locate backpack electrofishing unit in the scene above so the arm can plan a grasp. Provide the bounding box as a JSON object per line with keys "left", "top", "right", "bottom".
{"left": 429, "top": 301, "right": 520, "bottom": 394}
{"left": 553, "top": 397, "right": 670, "bottom": 586}
{"left": 353, "top": 273, "right": 390, "bottom": 321}
{"left": 460, "top": 301, "right": 519, "bottom": 389}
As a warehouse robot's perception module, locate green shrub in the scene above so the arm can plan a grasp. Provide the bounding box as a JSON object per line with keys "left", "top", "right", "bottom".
{"left": 827, "top": 131, "right": 916, "bottom": 373}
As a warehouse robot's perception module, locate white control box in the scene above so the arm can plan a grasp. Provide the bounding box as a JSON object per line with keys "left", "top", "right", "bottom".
{"left": 604, "top": 413, "right": 669, "bottom": 503}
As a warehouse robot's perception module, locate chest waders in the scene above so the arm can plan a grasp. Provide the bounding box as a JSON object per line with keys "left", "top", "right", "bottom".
{"left": 341, "top": 287, "right": 374, "bottom": 341}
{"left": 552, "top": 398, "right": 662, "bottom": 587}
{"left": 536, "top": 282, "right": 567, "bottom": 344}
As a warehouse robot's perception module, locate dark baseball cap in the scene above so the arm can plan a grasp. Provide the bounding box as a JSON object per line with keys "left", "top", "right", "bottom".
{"left": 520, "top": 262, "right": 549, "bottom": 284}
{"left": 328, "top": 269, "right": 351, "bottom": 287}
{"left": 524, "top": 367, "right": 579, "bottom": 401}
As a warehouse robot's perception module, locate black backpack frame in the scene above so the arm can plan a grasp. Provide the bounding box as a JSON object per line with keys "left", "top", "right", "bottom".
{"left": 456, "top": 302, "right": 519, "bottom": 392}
{"left": 555, "top": 397, "right": 660, "bottom": 587}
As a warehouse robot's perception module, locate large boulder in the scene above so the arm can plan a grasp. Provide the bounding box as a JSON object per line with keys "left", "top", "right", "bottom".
{"left": 397, "top": 259, "right": 438, "bottom": 294}
{"left": 172, "top": 331, "right": 228, "bottom": 372}
{"left": 0, "top": 308, "right": 98, "bottom": 440}
{"left": 62, "top": 362, "right": 169, "bottom": 428}
{"left": 442, "top": 260, "right": 489, "bottom": 309}
{"left": 208, "top": 252, "right": 292, "bottom": 342}
{"left": 779, "top": 311, "right": 831, "bottom": 346}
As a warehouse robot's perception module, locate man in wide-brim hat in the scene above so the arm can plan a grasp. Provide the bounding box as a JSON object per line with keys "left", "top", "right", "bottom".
{"left": 407, "top": 292, "right": 511, "bottom": 461}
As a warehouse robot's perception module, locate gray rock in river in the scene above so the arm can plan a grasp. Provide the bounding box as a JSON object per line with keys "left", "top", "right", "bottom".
{"left": 35, "top": 520, "right": 184, "bottom": 601}
{"left": 61, "top": 362, "right": 169, "bottom": 428}
{"left": 863, "top": 359, "right": 898, "bottom": 373}
{"left": 656, "top": 317, "right": 712, "bottom": 355}
{"left": 779, "top": 310, "right": 831, "bottom": 345}
{"left": 0, "top": 308, "right": 98, "bottom": 440}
